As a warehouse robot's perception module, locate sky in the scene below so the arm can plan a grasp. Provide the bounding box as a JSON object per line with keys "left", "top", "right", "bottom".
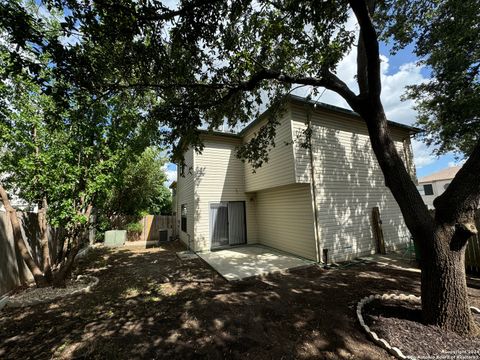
{"left": 165, "top": 14, "right": 464, "bottom": 187}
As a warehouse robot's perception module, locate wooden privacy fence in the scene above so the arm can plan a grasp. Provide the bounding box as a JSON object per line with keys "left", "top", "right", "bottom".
{"left": 109, "top": 214, "right": 177, "bottom": 242}
{"left": 139, "top": 215, "right": 177, "bottom": 242}
{"left": 465, "top": 210, "right": 480, "bottom": 273}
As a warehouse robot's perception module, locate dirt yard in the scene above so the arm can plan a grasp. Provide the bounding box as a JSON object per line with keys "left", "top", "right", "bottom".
{"left": 1, "top": 242, "right": 479, "bottom": 359}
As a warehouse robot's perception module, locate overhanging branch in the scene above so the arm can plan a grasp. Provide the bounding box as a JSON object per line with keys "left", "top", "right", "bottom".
{"left": 435, "top": 139, "right": 480, "bottom": 225}
{"left": 213, "top": 68, "right": 361, "bottom": 110}
{"left": 349, "top": 0, "right": 382, "bottom": 98}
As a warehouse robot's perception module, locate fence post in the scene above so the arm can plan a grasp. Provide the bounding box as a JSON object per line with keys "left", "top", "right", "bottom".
{"left": 371, "top": 207, "right": 386, "bottom": 255}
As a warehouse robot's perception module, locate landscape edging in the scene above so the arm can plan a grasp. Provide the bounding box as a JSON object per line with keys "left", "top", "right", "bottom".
{"left": 0, "top": 295, "right": 9, "bottom": 311}
{"left": 6, "top": 275, "right": 99, "bottom": 308}
{"left": 357, "top": 293, "right": 480, "bottom": 360}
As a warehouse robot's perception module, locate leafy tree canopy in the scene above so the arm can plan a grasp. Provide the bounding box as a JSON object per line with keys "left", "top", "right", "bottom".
{"left": 104, "top": 147, "right": 172, "bottom": 217}
{"left": 379, "top": 0, "right": 480, "bottom": 156}
{"left": 0, "top": 4, "right": 160, "bottom": 229}
{"left": 3, "top": 0, "right": 476, "bottom": 162}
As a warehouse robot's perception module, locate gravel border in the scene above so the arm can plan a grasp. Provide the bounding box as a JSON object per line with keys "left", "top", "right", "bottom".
{"left": 357, "top": 294, "right": 480, "bottom": 360}
{"left": 6, "top": 275, "right": 99, "bottom": 308}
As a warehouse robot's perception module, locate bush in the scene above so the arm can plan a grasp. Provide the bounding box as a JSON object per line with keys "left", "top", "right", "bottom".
{"left": 125, "top": 222, "right": 143, "bottom": 241}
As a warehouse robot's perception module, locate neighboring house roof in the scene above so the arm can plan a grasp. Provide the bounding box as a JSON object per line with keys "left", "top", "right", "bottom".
{"left": 418, "top": 166, "right": 461, "bottom": 183}
{"left": 199, "top": 95, "right": 421, "bottom": 138}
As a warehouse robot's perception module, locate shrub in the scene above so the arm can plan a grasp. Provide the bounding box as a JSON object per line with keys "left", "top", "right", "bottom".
{"left": 125, "top": 222, "right": 143, "bottom": 241}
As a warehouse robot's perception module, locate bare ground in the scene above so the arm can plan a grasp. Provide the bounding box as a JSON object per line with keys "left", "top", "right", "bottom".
{"left": 1, "top": 242, "right": 479, "bottom": 360}
{"left": 364, "top": 298, "right": 480, "bottom": 358}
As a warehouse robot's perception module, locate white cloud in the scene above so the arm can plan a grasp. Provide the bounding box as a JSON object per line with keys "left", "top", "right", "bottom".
{"left": 293, "top": 14, "right": 436, "bottom": 172}
{"left": 162, "top": 163, "right": 177, "bottom": 187}
{"left": 412, "top": 140, "right": 436, "bottom": 168}
{"left": 448, "top": 159, "right": 466, "bottom": 168}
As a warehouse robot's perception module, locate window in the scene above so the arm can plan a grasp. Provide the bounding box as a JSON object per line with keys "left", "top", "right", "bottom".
{"left": 443, "top": 183, "right": 450, "bottom": 190}
{"left": 423, "top": 184, "right": 434, "bottom": 196}
{"left": 181, "top": 204, "right": 187, "bottom": 232}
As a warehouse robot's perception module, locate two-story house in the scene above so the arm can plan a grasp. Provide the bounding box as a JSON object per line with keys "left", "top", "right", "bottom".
{"left": 175, "top": 95, "right": 418, "bottom": 263}
{"left": 417, "top": 166, "right": 461, "bottom": 209}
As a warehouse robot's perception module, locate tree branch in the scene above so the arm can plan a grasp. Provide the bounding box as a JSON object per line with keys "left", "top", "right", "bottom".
{"left": 349, "top": 0, "right": 382, "bottom": 98}
{"left": 434, "top": 139, "right": 480, "bottom": 231}
{"left": 193, "top": 68, "right": 361, "bottom": 111}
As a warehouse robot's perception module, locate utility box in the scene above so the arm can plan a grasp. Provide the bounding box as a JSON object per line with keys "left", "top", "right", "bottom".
{"left": 104, "top": 230, "right": 126, "bottom": 247}
{"left": 159, "top": 229, "right": 169, "bottom": 243}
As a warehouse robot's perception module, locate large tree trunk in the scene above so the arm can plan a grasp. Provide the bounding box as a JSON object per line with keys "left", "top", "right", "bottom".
{"left": 421, "top": 224, "right": 478, "bottom": 334}
{"left": 38, "top": 197, "right": 52, "bottom": 282}
{"left": 352, "top": 100, "right": 479, "bottom": 335}
{"left": 346, "top": 0, "right": 480, "bottom": 334}
{"left": 0, "top": 184, "right": 49, "bottom": 287}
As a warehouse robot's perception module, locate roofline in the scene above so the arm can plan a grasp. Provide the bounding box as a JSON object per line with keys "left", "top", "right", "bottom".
{"left": 198, "top": 129, "right": 242, "bottom": 139}
{"left": 418, "top": 176, "right": 455, "bottom": 183}
{"left": 195, "top": 95, "right": 421, "bottom": 141}
{"left": 418, "top": 166, "right": 462, "bottom": 183}
{"left": 239, "top": 94, "right": 421, "bottom": 136}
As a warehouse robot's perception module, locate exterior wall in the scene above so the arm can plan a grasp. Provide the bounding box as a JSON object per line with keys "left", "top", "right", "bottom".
{"left": 193, "top": 135, "right": 257, "bottom": 251}
{"left": 419, "top": 179, "right": 452, "bottom": 209}
{"left": 256, "top": 184, "right": 317, "bottom": 260}
{"left": 243, "top": 110, "right": 297, "bottom": 192}
{"left": 176, "top": 148, "right": 195, "bottom": 247}
{"left": 176, "top": 99, "right": 416, "bottom": 263}
{"left": 291, "top": 103, "right": 411, "bottom": 262}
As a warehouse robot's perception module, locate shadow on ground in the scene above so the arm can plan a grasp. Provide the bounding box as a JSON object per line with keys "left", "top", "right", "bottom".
{"left": 1, "top": 242, "right": 477, "bottom": 360}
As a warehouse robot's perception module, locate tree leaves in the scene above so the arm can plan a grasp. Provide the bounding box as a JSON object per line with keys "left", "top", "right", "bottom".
{"left": 379, "top": 0, "right": 480, "bottom": 156}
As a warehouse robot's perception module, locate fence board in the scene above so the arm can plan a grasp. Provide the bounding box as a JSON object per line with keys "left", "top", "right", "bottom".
{"left": 139, "top": 215, "right": 177, "bottom": 241}
{"left": 465, "top": 210, "right": 480, "bottom": 273}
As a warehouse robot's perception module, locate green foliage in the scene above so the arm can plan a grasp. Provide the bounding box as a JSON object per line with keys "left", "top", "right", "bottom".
{"left": 0, "top": 5, "right": 160, "bottom": 231}
{"left": 125, "top": 222, "right": 143, "bottom": 234}
{"left": 379, "top": 0, "right": 480, "bottom": 156}
{"left": 104, "top": 147, "right": 172, "bottom": 217}
{"left": 0, "top": 0, "right": 477, "bottom": 168}
{"left": 0, "top": 0, "right": 355, "bottom": 168}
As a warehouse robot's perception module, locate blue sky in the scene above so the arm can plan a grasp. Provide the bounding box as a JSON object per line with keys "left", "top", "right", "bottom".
{"left": 378, "top": 43, "right": 464, "bottom": 178}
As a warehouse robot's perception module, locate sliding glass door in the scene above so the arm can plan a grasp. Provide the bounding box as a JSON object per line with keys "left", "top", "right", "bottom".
{"left": 210, "top": 201, "right": 246, "bottom": 249}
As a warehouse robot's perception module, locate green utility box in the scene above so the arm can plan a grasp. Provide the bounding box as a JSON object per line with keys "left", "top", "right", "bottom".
{"left": 104, "top": 230, "right": 126, "bottom": 247}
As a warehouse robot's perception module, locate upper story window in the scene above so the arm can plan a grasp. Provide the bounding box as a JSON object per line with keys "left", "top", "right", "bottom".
{"left": 423, "top": 184, "right": 434, "bottom": 196}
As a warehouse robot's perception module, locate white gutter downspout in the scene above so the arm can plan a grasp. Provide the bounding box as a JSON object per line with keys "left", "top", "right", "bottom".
{"left": 305, "top": 107, "right": 322, "bottom": 264}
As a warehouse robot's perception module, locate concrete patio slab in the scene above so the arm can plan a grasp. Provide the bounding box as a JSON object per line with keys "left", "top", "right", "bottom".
{"left": 197, "top": 245, "right": 314, "bottom": 281}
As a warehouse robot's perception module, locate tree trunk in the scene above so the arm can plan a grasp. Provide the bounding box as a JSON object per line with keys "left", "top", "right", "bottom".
{"left": 51, "top": 229, "right": 82, "bottom": 288}
{"left": 345, "top": 0, "right": 480, "bottom": 336}
{"left": 0, "top": 184, "right": 49, "bottom": 287}
{"left": 421, "top": 223, "right": 479, "bottom": 335}
{"left": 353, "top": 106, "right": 479, "bottom": 336}
{"left": 38, "top": 197, "right": 52, "bottom": 282}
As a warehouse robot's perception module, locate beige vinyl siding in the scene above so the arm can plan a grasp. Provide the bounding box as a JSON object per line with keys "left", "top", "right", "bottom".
{"left": 244, "top": 111, "right": 296, "bottom": 192}
{"left": 176, "top": 148, "right": 195, "bottom": 246}
{"left": 256, "top": 184, "right": 317, "bottom": 260}
{"left": 194, "top": 135, "right": 257, "bottom": 251}
{"left": 291, "top": 103, "right": 410, "bottom": 262}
